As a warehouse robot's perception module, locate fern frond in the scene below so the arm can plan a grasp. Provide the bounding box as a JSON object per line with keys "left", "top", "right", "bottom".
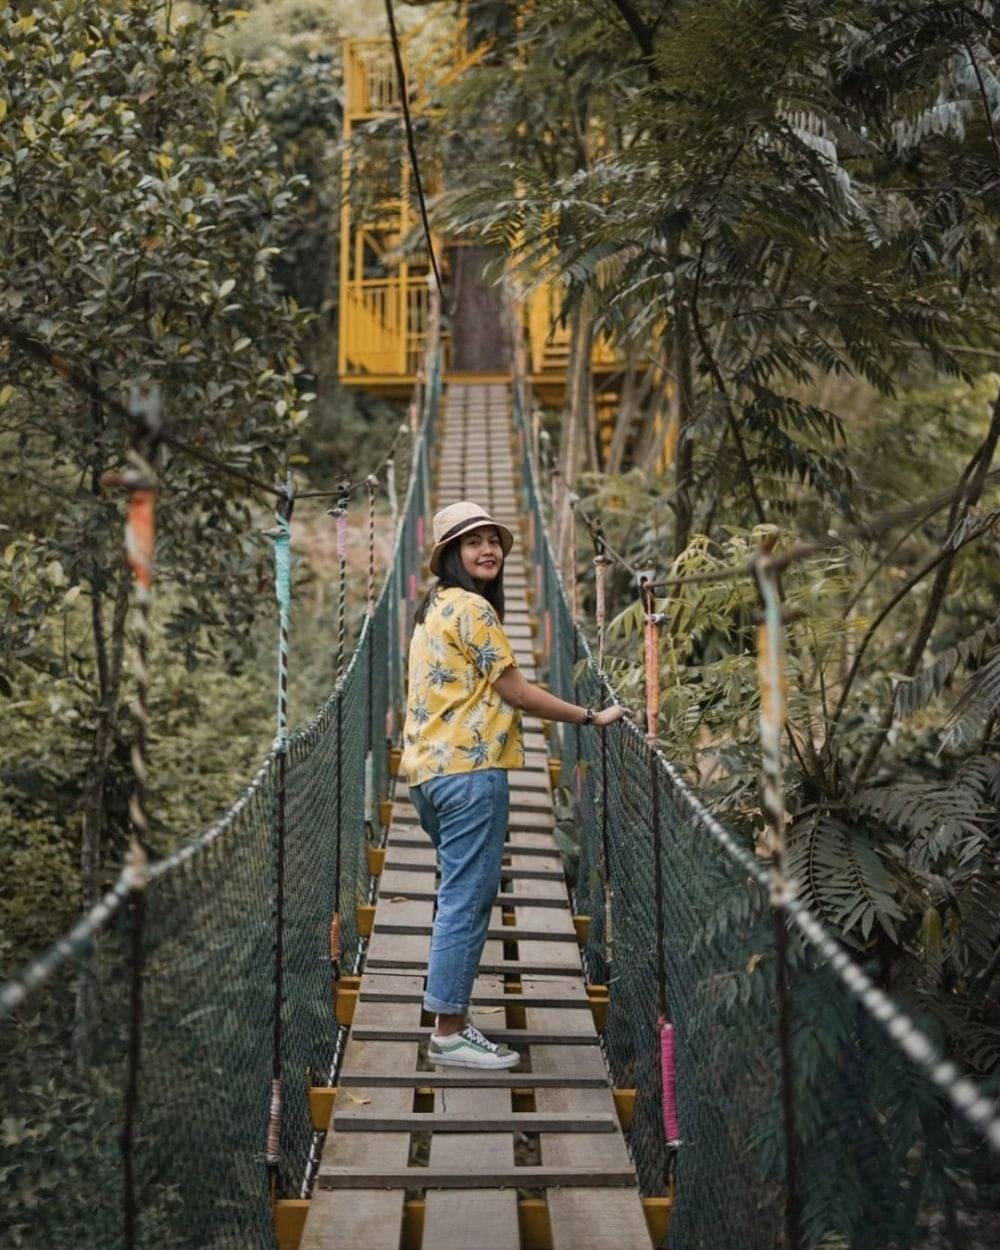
{"left": 894, "top": 617, "right": 1000, "bottom": 720}
{"left": 787, "top": 806, "right": 905, "bottom": 943}
{"left": 853, "top": 759, "right": 995, "bottom": 868}
{"left": 942, "top": 646, "right": 1000, "bottom": 749}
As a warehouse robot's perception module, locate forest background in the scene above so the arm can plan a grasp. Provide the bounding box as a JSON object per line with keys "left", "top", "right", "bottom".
{"left": 1, "top": 0, "right": 999, "bottom": 1119}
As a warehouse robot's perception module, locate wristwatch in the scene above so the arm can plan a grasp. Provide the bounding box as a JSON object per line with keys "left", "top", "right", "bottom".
{"left": 582, "top": 707, "right": 595, "bottom": 726}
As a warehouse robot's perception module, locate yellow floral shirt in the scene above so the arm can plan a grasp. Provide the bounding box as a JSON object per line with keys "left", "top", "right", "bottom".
{"left": 400, "top": 587, "right": 525, "bottom": 785}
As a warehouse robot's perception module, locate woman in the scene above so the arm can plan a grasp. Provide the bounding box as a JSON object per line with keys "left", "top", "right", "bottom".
{"left": 400, "top": 500, "right": 626, "bottom": 1070}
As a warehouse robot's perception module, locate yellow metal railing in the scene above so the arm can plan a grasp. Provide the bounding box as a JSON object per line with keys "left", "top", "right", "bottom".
{"left": 341, "top": 278, "right": 405, "bottom": 376}
{"left": 339, "top": 3, "right": 492, "bottom": 384}
{"left": 340, "top": 8, "right": 618, "bottom": 387}
{"left": 527, "top": 282, "right": 618, "bottom": 376}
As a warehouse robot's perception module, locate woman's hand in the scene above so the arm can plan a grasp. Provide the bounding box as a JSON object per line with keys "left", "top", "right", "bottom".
{"left": 593, "top": 705, "right": 627, "bottom": 728}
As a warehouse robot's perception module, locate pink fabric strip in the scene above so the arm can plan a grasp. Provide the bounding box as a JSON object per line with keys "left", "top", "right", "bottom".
{"left": 659, "top": 1016, "right": 680, "bottom": 1143}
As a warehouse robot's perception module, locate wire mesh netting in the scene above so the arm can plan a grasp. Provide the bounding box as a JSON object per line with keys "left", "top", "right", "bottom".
{"left": 0, "top": 360, "right": 440, "bottom": 1250}
{"left": 512, "top": 380, "right": 1000, "bottom": 1250}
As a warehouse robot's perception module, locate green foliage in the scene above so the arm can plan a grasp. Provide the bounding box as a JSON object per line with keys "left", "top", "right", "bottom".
{"left": 1, "top": 0, "right": 308, "bottom": 658}
{"left": 787, "top": 807, "right": 905, "bottom": 942}
{"left": 0, "top": 0, "right": 313, "bottom": 969}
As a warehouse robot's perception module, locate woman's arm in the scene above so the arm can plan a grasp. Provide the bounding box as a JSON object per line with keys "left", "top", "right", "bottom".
{"left": 493, "top": 666, "right": 626, "bottom": 728}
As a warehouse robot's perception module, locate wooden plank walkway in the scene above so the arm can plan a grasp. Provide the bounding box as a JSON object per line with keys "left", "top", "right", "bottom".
{"left": 301, "top": 383, "right": 651, "bottom": 1250}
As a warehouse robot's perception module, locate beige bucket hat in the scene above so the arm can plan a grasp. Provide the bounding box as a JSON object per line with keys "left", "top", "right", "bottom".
{"left": 428, "top": 500, "right": 514, "bottom": 576}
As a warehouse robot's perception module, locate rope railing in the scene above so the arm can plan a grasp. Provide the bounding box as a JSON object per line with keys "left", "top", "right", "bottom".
{"left": 509, "top": 353, "right": 1000, "bottom": 1250}
{"left": 0, "top": 329, "right": 442, "bottom": 1249}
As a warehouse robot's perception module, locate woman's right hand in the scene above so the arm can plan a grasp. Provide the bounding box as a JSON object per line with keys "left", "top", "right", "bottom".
{"left": 593, "top": 705, "right": 628, "bottom": 728}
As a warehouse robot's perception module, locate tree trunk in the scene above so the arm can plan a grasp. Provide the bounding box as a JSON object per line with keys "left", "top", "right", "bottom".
{"left": 607, "top": 354, "right": 660, "bottom": 476}
{"left": 557, "top": 304, "right": 594, "bottom": 566}
{"left": 606, "top": 363, "right": 638, "bottom": 476}
{"left": 448, "top": 245, "right": 512, "bottom": 372}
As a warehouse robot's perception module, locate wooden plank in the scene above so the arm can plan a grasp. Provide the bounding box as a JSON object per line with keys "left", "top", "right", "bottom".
{"left": 374, "top": 921, "right": 577, "bottom": 943}
{"left": 338, "top": 1071, "right": 608, "bottom": 1089}
{"left": 317, "top": 1165, "right": 638, "bottom": 1190}
{"left": 388, "top": 836, "right": 561, "bottom": 860}
{"left": 391, "top": 807, "right": 556, "bottom": 831}
{"left": 365, "top": 927, "right": 432, "bottom": 969}
{"left": 499, "top": 885, "right": 577, "bottom": 932}
{"left": 526, "top": 997, "right": 651, "bottom": 1249}
{"left": 365, "top": 953, "right": 581, "bottom": 976}
{"left": 391, "top": 793, "right": 553, "bottom": 818}
{"left": 507, "top": 839, "right": 562, "bottom": 857}
{"left": 382, "top": 860, "right": 565, "bottom": 881}
{"left": 394, "top": 770, "right": 550, "bottom": 796}
{"left": 372, "top": 887, "right": 568, "bottom": 909}
{"left": 423, "top": 1080, "right": 520, "bottom": 1250}
{"left": 361, "top": 988, "right": 591, "bottom": 1009}
{"left": 351, "top": 1026, "right": 599, "bottom": 1045}
{"left": 335, "top": 1111, "right": 616, "bottom": 1133}
{"left": 302, "top": 986, "right": 422, "bottom": 1250}
{"left": 301, "top": 1186, "right": 405, "bottom": 1250}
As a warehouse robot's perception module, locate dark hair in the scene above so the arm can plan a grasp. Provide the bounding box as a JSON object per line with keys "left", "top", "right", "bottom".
{"left": 414, "top": 532, "right": 506, "bottom": 626}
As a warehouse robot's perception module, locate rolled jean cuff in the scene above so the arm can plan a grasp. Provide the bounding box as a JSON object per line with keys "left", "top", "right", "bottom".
{"left": 423, "top": 990, "right": 468, "bottom": 1015}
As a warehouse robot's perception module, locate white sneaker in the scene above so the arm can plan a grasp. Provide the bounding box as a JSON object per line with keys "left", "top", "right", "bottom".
{"left": 428, "top": 1022, "right": 520, "bottom": 1069}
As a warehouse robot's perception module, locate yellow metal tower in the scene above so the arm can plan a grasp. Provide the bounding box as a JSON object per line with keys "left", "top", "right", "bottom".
{"left": 338, "top": 5, "right": 621, "bottom": 399}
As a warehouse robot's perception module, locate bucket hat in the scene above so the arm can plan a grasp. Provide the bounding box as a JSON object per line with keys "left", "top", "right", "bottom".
{"left": 428, "top": 500, "right": 514, "bottom": 576}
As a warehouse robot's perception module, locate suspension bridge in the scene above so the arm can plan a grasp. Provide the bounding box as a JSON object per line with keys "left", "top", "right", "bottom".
{"left": 3, "top": 323, "right": 999, "bottom": 1250}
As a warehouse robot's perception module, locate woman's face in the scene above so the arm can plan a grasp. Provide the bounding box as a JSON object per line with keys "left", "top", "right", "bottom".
{"left": 459, "top": 526, "right": 504, "bottom": 584}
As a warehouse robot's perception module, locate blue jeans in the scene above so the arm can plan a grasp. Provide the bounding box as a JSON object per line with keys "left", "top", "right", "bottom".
{"left": 409, "top": 768, "right": 510, "bottom": 1015}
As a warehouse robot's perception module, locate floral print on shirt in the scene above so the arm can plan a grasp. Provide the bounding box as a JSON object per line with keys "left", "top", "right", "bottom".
{"left": 400, "top": 586, "right": 525, "bottom": 785}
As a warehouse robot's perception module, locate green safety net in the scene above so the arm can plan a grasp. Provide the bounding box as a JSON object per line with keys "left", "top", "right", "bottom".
{"left": 511, "top": 382, "right": 1000, "bottom": 1250}
{"left": 0, "top": 362, "right": 440, "bottom": 1250}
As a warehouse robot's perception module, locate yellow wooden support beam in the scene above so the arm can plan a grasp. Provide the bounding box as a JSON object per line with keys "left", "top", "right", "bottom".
{"left": 388, "top": 746, "right": 402, "bottom": 777}
{"left": 335, "top": 985, "right": 358, "bottom": 1027}
{"left": 573, "top": 915, "right": 591, "bottom": 945}
{"left": 511, "top": 1087, "right": 535, "bottom": 1113}
{"left": 547, "top": 759, "right": 562, "bottom": 788}
{"left": 402, "top": 1198, "right": 425, "bottom": 1250}
{"left": 518, "top": 1197, "right": 553, "bottom": 1250}
{"left": 339, "top": 973, "right": 362, "bottom": 991}
{"left": 642, "top": 1196, "right": 673, "bottom": 1246}
{"left": 308, "top": 1085, "right": 338, "bottom": 1131}
{"left": 613, "top": 1087, "right": 636, "bottom": 1132}
{"left": 506, "top": 1001, "right": 527, "bottom": 1030}
{"left": 357, "top": 904, "right": 376, "bottom": 937}
{"left": 273, "top": 1198, "right": 310, "bottom": 1250}
{"left": 587, "top": 981, "right": 609, "bottom": 1030}
{"left": 378, "top": 798, "right": 392, "bottom": 829}
{"left": 367, "top": 844, "right": 386, "bottom": 876}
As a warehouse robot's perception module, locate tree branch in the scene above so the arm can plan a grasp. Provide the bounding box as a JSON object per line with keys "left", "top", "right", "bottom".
{"left": 605, "top": 0, "right": 657, "bottom": 63}
{"left": 851, "top": 386, "right": 1000, "bottom": 785}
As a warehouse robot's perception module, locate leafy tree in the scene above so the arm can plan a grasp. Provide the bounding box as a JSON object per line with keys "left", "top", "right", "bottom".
{"left": 0, "top": 0, "right": 308, "bottom": 973}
